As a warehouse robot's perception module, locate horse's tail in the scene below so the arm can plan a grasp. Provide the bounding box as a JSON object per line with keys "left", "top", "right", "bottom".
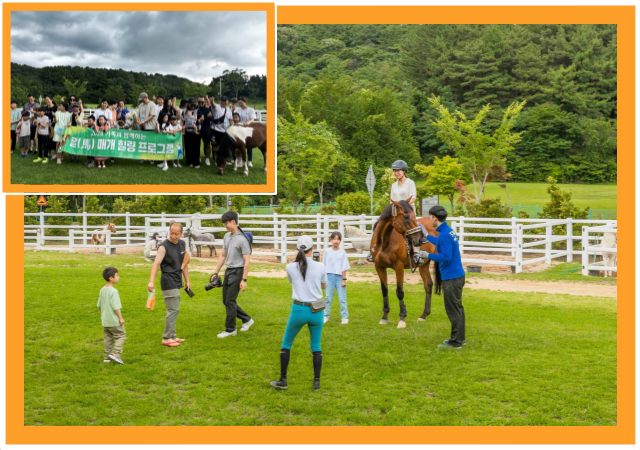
{"left": 434, "top": 261, "right": 442, "bottom": 295}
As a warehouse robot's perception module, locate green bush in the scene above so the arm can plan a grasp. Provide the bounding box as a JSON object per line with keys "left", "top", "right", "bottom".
{"left": 336, "top": 192, "right": 371, "bottom": 215}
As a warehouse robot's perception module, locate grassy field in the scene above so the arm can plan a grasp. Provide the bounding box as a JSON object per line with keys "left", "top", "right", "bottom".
{"left": 24, "top": 252, "right": 617, "bottom": 426}
{"left": 11, "top": 143, "right": 266, "bottom": 185}
{"left": 414, "top": 181, "right": 617, "bottom": 210}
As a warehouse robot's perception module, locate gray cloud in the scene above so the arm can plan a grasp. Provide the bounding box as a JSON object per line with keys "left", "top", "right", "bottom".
{"left": 11, "top": 11, "right": 266, "bottom": 81}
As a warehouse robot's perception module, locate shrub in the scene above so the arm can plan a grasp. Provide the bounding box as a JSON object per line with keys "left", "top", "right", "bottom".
{"left": 336, "top": 191, "right": 371, "bottom": 215}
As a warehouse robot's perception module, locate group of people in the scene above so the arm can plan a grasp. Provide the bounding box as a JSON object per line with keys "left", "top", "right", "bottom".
{"left": 10, "top": 92, "right": 258, "bottom": 170}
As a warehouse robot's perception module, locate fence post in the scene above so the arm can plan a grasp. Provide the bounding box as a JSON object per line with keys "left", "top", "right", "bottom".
{"left": 324, "top": 217, "right": 330, "bottom": 250}
{"left": 515, "top": 225, "right": 523, "bottom": 273}
{"left": 145, "top": 216, "right": 150, "bottom": 240}
{"left": 458, "top": 216, "right": 465, "bottom": 255}
{"left": 125, "top": 212, "right": 131, "bottom": 245}
{"left": 545, "top": 221, "right": 552, "bottom": 264}
{"left": 273, "top": 213, "right": 279, "bottom": 252}
{"left": 581, "top": 226, "right": 589, "bottom": 276}
{"left": 359, "top": 214, "right": 366, "bottom": 233}
{"left": 566, "top": 218, "right": 573, "bottom": 263}
{"left": 82, "top": 211, "right": 88, "bottom": 245}
{"left": 106, "top": 230, "right": 112, "bottom": 255}
{"left": 281, "top": 219, "right": 288, "bottom": 263}
{"left": 316, "top": 213, "right": 322, "bottom": 250}
{"left": 161, "top": 212, "right": 166, "bottom": 230}
{"left": 40, "top": 210, "right": 45, "bottom": 244}
{"left": 69, "top": 229, "right": 75, "bottom": 253}
{"left": 511, "top": 217, "right": 516, "bottom": 258}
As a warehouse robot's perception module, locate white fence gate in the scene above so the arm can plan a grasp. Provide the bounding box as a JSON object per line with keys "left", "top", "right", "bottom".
{"left": 24, "top": 212, "right": 616, "bottom": 276}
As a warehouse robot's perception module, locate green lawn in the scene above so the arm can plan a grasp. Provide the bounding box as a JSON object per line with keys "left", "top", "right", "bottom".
{"left": 415, "top": 181, "right": 617, "bottom": 210}
{"left": 24, "top": 252, "right": 617, "bottom": 426}
{"left": 11, "top": 143, "right": 266, "bottom": 185}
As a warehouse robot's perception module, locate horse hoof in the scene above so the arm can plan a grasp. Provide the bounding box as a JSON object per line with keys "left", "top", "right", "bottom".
{"left": 397, "top": 321, "right": 407, "bottom": 329}
{"left": 379, "top": 319, "right": 389, "bottom": 325}
{"left": 417, "top": 317, "right": 426, "bottom": 322}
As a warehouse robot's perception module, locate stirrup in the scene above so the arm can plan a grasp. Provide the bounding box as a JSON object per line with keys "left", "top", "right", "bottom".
{"left": 366, "top": 253, "right": 374, "bottom": 263}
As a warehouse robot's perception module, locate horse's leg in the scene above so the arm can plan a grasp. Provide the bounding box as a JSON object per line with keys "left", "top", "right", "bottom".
{"left": 417, "top": 260, "right": 433, "bottom": 321}
{"left": 376, "top": 265, "right": 390, "bottom": 325}
{"left": 260, "top": 141, "right": 267, "bottom": 172}
{"left": 242, "top": 145, "right": 249, "bottom": 176}
{"left": 395, "top": 263, "right": 407, "bottom": 328}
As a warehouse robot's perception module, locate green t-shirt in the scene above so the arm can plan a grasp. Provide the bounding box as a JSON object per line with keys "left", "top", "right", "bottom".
{"left": 97, "top": 286, "right": 122, "bottom": 328}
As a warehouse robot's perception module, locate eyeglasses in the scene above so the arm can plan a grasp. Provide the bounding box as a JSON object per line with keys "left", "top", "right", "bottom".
{"left": 197, "top": 101, "right": 204, "bottom": 104}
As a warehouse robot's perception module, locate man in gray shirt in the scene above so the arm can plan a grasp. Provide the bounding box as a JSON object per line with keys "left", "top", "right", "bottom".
{"left": 210, "top": 210, "right": 254, "bottom": 338}
{"left": 137, "top": 92, "right": 157, "bottom": 131}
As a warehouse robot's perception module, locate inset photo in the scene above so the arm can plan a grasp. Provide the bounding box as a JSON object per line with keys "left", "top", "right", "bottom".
{"left": 6, "top": 5, "right": 274, "bottom": 192}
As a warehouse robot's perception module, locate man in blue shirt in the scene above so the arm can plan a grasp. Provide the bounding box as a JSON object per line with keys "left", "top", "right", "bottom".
{"left": 419, "top": 206, "right": 466, "bottom": 348}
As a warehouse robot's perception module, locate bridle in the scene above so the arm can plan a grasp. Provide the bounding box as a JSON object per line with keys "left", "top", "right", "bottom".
{"left": 391, "top": 204, "right": 423, "bottom": 273}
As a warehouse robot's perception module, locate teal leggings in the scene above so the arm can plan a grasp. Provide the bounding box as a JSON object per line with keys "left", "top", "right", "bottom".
{"left": 281, "top": 302, "right": 324, "bottom": 352}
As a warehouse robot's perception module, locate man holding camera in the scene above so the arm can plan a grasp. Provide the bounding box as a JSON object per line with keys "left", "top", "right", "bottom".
{"left": 148, "top": 222, "right": 191, "bottom": 347}
{"left": 210, "top": 210, "right": 254, "bottom": 338}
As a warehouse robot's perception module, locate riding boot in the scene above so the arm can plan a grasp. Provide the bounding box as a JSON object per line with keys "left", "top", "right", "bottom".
{"left": 312, "top": 351, "right": 322, "bottom": 391}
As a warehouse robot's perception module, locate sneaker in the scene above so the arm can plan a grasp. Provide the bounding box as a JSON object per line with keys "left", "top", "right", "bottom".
{"left": 162, "top": 164, "right": 168, "bottom": 171}
{"left": 172, "top": 162, "right": 177, "bottom": 167}
{"left": 438, "top": 341, "right": 462, "bottom": 349}
{"left": 33, "top": 157, "right": 42, "bottom": 163}
{"left": 323, "top": 316, "right": 329, "bottom": 324}
{"left": 313, "top": 378, "right": 321, "bottom": 391}
{"left": 87, "top": 162, "right": 95, "bottom": 168}
{"left": 217, "top": 330, "right": 237, "bottom": 338}
{"left": 108, "top": 353, "right": 125, "bottom": 364}
{"left": 176, "top": 162, "right": 182, "bottom": 168}
{"left": 188, "top": 164, "right": 193, "bottom": 168}
{"left": 270, "top": 378, "right": 288, "bottom": 390}
{"left": 204, "top": 158, "right": 210, "bottom": 166}
{"left": 248, "top": 161, "right": 253, "bottom": 168}
{"left": 443, "top": 339, "right": 466, "bottom": 345}
{"left": 157, "top": 161, "right": 165, "bottom": 166}
{"left": 111, "top": 158, "right": 115, "bottom": 163}
{"left": 140, "top": 160, "right": 145, "bottom": 164}
{"left": 42, "top": 158, "right": 48, "bottom": 164}
{"left": 194, "top": 165, "right": 200, "bottom": 169}
{"left": 226, "top": 160, "right": 233, "bottom": 166}
{"left": 240, "top": 318, "right": 254, "bottom": 332}
{"left": 103, "top": 357, "right": 111, "bottom": 363}
{"left": 341, "top": 318, "right": 349, "bottom": 324}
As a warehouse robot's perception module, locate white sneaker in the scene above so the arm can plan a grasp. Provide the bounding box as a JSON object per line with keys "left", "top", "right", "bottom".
{"left": 177, "top": 162, "right": 182, "bottom": 167}
{"left": 248, "top": 161, "right": 253, "bottom": 168}
{"left": 162, "top": 163, "right": 168, "bottom": 171}
{"left": 240, "top": 318, "right": 254, "bottom": 332}
{"left": 205, "top": 158, "right": 210, "bottom": 166}
{"left": 217, "top": 330, "right": 237, "bottom": 338}
{"left": 323, "top": 316, "right": 329, "bottom": 324}
{"left": 194, "top": 165, "right": 200, "bottom": 169}
{"left": 157, "top": 162, "right": 164, "bottom": 166}
{"left": 341, "top": 318, "right": 349, "bottom": 325}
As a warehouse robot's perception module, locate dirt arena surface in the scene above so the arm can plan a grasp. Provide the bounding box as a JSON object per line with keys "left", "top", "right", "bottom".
{"left": 25, "top": 245, "right": 616, "bottom": 298}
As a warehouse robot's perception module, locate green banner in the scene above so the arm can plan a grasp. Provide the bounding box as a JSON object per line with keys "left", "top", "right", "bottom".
{"left": 61, "top": 127, "right": 183, "bottom": 160}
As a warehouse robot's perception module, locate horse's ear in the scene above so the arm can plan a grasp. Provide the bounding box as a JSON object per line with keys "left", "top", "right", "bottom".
{"left": 406, "top": 196, "right": 413, "bottom": 204}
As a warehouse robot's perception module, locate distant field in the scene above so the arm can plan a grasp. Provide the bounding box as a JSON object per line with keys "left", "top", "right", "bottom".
{"left": 414, "top": 181, "right": 617, "bottom": 210}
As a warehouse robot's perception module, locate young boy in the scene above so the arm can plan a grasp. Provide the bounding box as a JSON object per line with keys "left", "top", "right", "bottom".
{"left": 10, "top": 100, "right": 21, "bottom": 154}
{"left": 97, "top": 267, "right": 126, "bottom": 364}
{"left": 322, "top": 231, "right": 351, "bottom": 324}
{"left": 34, "top": 107, "right": 50, "bottom": 164}
{"left": 85, "top": 115, "right": 96, "bottom": 168}
{"left": 15, "top": 111, "right": 32, "bottom": 158}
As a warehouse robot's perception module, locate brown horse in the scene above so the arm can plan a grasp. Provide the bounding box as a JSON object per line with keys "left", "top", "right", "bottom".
{"left": 370, "top": 199, "right": 441, "bottom": 328}
{"left": 225, "top": 123, "right": 267, "bottom": 176}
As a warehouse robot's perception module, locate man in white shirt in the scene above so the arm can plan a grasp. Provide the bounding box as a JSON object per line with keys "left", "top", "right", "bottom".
{"left": 93, "top": 98, "right": 113, "bottom": 127}
{"left": 156, "top": 96, "right": 164, "bottom": 118}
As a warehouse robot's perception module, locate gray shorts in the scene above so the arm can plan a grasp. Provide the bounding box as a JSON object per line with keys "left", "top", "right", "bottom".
{"left": 18, "top": 135, "right": 30, "bottom": 149}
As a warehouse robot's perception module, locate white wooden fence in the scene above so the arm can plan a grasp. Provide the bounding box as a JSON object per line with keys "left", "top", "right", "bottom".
{"left": 83, "top": 109, "right": 267, "bottom": 123}
{"left": 24, "top": 212, "right": 616, "bottom": 275}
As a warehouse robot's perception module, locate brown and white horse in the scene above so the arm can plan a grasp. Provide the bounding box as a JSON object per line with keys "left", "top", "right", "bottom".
{"left": 91, "top": 223, "right": 116, "bottom": 246}
{"left": 369, "top": 199, "right": 441, "bottom": 328}
{"left": 222, "top": 122, "right": 267, "bottom": 176}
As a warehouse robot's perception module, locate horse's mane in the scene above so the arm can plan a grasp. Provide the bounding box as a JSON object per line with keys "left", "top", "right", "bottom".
{"left": 379, "top": 200, "right": 412, "bottom": 221}
{"left": 344, "top": 225, "right": 368, "bottom": 237}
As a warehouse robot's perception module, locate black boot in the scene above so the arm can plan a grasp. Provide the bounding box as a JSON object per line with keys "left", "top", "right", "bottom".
{"left": 312, "top": 351, "right": 322, "bottom": 391}
{"left": 313, "top": 378, "right": 321, "bottom": 391}
{"left": 270, "top": 348, "right": 290, "bottom": 389}
{"left": 270, "top": 378, "right": 288, "bottom": 390}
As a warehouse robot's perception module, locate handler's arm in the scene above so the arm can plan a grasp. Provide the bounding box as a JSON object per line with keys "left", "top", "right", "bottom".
{"left": 212, "top": 249, "right": 227, "bottom": 277}
{"left": 242, "top": 254, "right": 250, "bottom": 280}
{"left": 428, "top": 234, "right": 452, "bottom": 262}
{"left": 426, "top": 234, "right": 438, "bottom": 245}
{"left": 148, "top": 246, "right": 166, "bottom": 291}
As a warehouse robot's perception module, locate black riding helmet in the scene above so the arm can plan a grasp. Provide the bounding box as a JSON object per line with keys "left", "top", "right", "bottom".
{"left": 391, "top": 160, "right": 409, "bottom": 172}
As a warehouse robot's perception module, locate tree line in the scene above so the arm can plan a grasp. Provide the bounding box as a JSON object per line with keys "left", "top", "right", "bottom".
{"left": 11, "top": 63, "right": 267, "bottom": 106}
{"left": 277, "top": 24, "right": 617, "bottom": 189}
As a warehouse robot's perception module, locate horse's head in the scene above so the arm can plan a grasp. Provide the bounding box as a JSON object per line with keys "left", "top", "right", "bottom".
{"left": 108, "top": 223, "right": 116, "bottom": 233}
{"left": 182, "top": 227, "right": 192, "bottom": 238}
{"left": 388, "top": 198, "right": 423, "bottom": 247}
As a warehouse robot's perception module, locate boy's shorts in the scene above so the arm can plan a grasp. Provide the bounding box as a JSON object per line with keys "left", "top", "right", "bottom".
{"left": 18, "top": 135, "right": 30, "bottom": 149}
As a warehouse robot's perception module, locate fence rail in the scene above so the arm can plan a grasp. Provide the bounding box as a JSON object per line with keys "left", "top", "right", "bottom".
{"left": 24, "top": 212, "right": 616, "bottom": 276}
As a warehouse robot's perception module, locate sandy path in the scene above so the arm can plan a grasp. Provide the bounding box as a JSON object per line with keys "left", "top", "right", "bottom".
{"left": 246, "top": 270, "right": 616, "bottom": 298}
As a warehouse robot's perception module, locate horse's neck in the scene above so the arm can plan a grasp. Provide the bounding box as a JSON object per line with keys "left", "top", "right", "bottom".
{"left": 377, "top": 219, "right": 399, "bottom": 246}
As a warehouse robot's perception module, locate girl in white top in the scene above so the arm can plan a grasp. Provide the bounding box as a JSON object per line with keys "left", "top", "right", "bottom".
{"left": 322, "top": 231, "right": 350, "bottom": 324}
{"left": 389, "top": 159, "right": 417, "bottom": 212}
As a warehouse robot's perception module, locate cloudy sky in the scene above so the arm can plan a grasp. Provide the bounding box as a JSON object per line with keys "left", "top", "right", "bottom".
{"left": 11, "top": 11, "right": 266, "bottom": 83}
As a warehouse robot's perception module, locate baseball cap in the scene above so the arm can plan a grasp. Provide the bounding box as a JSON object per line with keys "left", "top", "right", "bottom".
{"left": 296, "top": 235, "right": 314, "bottom": 251}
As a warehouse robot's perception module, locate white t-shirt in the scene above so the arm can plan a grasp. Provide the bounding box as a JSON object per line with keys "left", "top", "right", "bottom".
{"left": 235, "top": 107, "right": 256, "bottom": 124}
{"left": 286, "top": 258, "right": 327, "bottom": 303}
{"left": 165, "top": 123, "right": 181, "bottom": 133}
{"left": 212, "top": 104, "right": 233, "bottom": 133}
{"left": 156, "top": 104, "right": 164, "bottom": 117}
{"left": 18, "top": 119, "right": 31, "bottom": 137}
{"left": 390, "top": 178, "right": 417, "bottom": 211}
{"left": 93, "top": 108, "right": 113, "bottom": 125}
{"left": 322, "top": 248, "right": 350, "bottom": 275}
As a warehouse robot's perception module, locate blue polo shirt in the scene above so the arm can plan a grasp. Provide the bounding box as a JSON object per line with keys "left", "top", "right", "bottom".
{"left": 425, "top": 222, "right": 465, "bottom": 281}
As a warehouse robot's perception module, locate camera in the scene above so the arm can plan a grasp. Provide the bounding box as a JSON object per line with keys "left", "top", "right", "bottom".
{"left": 313, "top": 251, "right": 320, "bottom": 262}
{"left": 205, "top": 274, "right": 222, "bottom": 291}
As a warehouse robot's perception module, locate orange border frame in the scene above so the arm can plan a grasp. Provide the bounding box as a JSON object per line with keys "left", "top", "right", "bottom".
{"left": 7, "top": 5, "right": 635, "bottom": 445}
{"left": 3, "top": 3, "right": 275, "bottom": 193}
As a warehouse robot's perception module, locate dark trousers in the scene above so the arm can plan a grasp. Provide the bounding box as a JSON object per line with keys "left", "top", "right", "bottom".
{"left": 200, "top": 131, "right": 212, "bottom": 158}
{"left": 222, "top": 267, "right": 251, "bottom": 332}
{"left": 11, "top": 130, "right": 16, "bottom": 151}
{"left": 442, "top": 276, "right": 466, "bottom": 346}
{"left": 184, "top": 132, "right": 200, "bottom": 166}
{"left": 212, "top": 129, "right": 233, "bottom": 160}
{"left": 37, "top": 135, "right": 48, "bottom": 158}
